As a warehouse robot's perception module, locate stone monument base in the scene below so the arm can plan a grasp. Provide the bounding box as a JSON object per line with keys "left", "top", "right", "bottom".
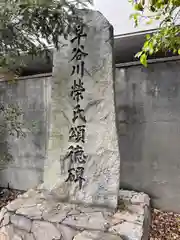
{"left": 0, "top": 188, "right": 151, "bottom": 240}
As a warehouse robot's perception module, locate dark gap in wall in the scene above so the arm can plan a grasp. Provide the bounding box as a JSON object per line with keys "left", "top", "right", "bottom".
{"left": 114, "top": 33, "right": 179, "bottom": 64}
{"left": 20, "top": 67, "right": 52, "bottom": 76}
{"left": 11, "top": 49, "right": 53, "bottom": 77}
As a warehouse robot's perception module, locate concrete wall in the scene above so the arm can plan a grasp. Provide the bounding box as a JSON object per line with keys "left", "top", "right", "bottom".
{"left": 0, "top": 74, "right": 51, "bottom": 190}
{"left": 115, "top": 60, "right": 180, "bottom": 212}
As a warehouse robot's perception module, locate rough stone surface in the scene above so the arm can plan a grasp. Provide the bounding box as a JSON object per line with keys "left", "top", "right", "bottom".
{"left": 119, "top": 190, "right": 150, "bottom": 206}
{"left": 16, "top": 206, "right": 42, "bottom": 220}
{"left": 74, "top": 231, "right": 123, "bottom": 240}
{"left": 12, "top": 234, "right": 22, "bottom": 240}
{"left": 25, "top": 234, "right": 35, "bottom": 240}
{"left": 43, "top": 9, "right": 120, "bottom": 208}
{"left": 31, "top": 221, "right": 61, "bottom": 240}
{"left": 2, "top": 212, "right": 11, "bottom": 226}
{"left": 0, "top": 225, "right": 14, "bottom": 239}
{"left": 110, "top": 222, "right": 143, "bottom": 240}
{"left": 6, "top": 199, "right": 25, "bottom": 212}
{"left": 11, "top": 215, "right": 32, "bottom": 232}
{"left": 57, "top": 224, "right": 77, "bottom": 240}
{"left": 0, "top": 208, "right": 8, "bottom": 223}
{"left": 0, "top": 189, "right": 151, "bottom": 240}
{"left": 62, "top": 211, "right": 109, "bottom": 230}
{"left": 0, "top": 232, "right": 9, "bottom": 240}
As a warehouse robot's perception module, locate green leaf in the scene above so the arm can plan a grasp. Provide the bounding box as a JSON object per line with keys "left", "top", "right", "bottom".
{"left": 178, "top": 49, "right": 180, "bottom": 55}
{"left": 134, "top": 3, "right": 144, "bottom": 11}
{"left": 140, "top": 54, "right": 147, "bottom": 67}
{"left": 144, "top": 41, "right": 149, "bottom": 49}
{"left": 149, "top": 42, "right": 154, "bottom": 55}
{"left": 146, "top": 19, "right": 153, "bottom": 25}
{"left": 155, "top": 15, "right": 161, "bottom": 20}
{"left": 129, "top": 13, "right": 134, "bottom": 20}
{"left": 146, "top": 34, "right": 151, "bottom": 40}
{"left": 135, "top": 51, "right": 143, "bottom": 58}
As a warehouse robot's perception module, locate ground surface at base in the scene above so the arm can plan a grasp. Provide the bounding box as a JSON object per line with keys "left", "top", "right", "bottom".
{"left": 0, "top": 189, "right": 150, "bottom": 240}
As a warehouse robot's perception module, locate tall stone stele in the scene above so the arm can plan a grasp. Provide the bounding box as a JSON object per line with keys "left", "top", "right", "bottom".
{"left": 43, "top": 10, "right": 120, "bottom": 209}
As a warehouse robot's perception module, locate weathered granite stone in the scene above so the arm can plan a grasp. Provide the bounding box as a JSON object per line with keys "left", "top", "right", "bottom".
{"left": 125, "top": 204, "right": 145, "bottom": 215}
{"left": 26, "top": 234, "right": 35, "bottom": 240}
{"left": 21, "top": 198, "right": 42, "bottom": 208}
{"left": 62, "top": 211, "right": 109, "bottom": 231}
{"left": 14, "top": 229, "right": 35, "bottom": 240}
{"left": 43, "top": 10, "right": 120, "bottom": 209}
{"left": 131, "top": 193, "right": 150, "bottom": 206}
{"left": 2, "top": 212, "right": 11, "bottom": 226}
{"left": 112, "top": 210, "right": 144, "bottom": 225}
{"left": 20, "top": 189, "right": 37, "bottom": 199}
{"left": 38, "top": 200, "right": 60, "bottom": 214}
{"left": 6, "top": 199, "right": 25, "bottom": 212}
{"left": 16, "top": 206, "right": 42, "bottom": 219}
{"left": 0, "top": 208, "right": 8, "bottom": 223}
{"left": 0, "top": 232, "right": 9, "bottom": 240}
{"left": 14, "top": 229, "right": 27, "bottom": 239}
{"left": 0, "top": 189, "right": 151, "bottom": 240}
{"left": 74, "top": 231, "right": 123, "bottom": 240}
{"left": 0, "top": 225, "right": 14, "bottom": 239}
{"left": 119, "top": 190, "right": 150, "bottom": 206}
{"left": 31, "top": 221, "right": 61, "bottom": 239}
{"left": 11, "top": 214, "right": 32, "bottom": 232}
{"left": 57, "top": 224, "right": 77, "bottom": 240}
{"left": 12, "top": 234, "right": 22, "bottom": 240}
{"left": 43, "top": 211, "right": 68, "bottom": 223}
{"left": 109, "top": 221, "right": 143, "bottom": 240}
{"left": 74, "top": 205, "right": 113, "bottom": 216}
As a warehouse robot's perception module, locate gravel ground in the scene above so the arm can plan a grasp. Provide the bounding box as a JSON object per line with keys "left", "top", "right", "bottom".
{"left": 0, "top": 188, "right": 180, "bottom": 239}
{"left": 150, "top": 208, "right": 180, "bottom": 240}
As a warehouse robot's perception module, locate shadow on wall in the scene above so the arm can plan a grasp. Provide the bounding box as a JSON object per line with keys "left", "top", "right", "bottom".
{"left": 0, "top": 123, "right": 13, "bottom": 171}
{"left": 115, "top": 61, "right": 180, "bottom": 212}
{"left": 115, "top": 72, "right": 146, "bottom": 192}
{"left": 0, "top": 76, "right": 50, "bottom": 191}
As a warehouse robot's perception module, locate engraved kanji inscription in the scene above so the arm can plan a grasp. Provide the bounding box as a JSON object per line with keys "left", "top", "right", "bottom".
{"left": 69, "top": 125, "right": 85, "bottom": 143}
{"left": 71, "top": 79, "right": 85, "bottom": 102}
{"left": 66, "top": 145, "right": 87, "bottom": 164}
{"left": 64, "top": 23, "right": 89, "bottom": 188}
{"left": 71, "top": 45, "right": 88, "bottom": 61}
{"left": 72, "top": 104, "right": 86, "bottom": 123}
{"left": 71, "top": 25, "right": 87, "bottom": 45}
{"left": 71, "top": 61, "right": 85, "bottom": 78}
{"left": 65, "top": 167, "right": 85, "bottom": 189}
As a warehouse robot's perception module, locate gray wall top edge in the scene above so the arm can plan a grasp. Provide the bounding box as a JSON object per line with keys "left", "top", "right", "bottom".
{"left": 18, "top": 72, "right": 52, "bottom": 80}
{"left": 115, "top": 56, "right": 180, "bottom": 68}
{"left": 114, "top": 28, "right": 158, "bottom": 39}
{"left": 0, "top": 73, "right": 52, "bottom": 83}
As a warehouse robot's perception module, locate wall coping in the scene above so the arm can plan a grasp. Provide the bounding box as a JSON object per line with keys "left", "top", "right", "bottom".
{"left": 0, "top": 73, "right": 52, "bottom": 82}
{"left": 116, "top": 56, "right": 180, "bottom": 68}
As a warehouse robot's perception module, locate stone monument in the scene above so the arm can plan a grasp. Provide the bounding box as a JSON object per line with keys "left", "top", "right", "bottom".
{"left": 43, "top": 9, "right": 120, "bottom": 209}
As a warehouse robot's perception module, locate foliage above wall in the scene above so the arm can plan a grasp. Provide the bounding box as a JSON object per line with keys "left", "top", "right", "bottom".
{"left": 129, "top": 0, "right": 180, "bottom": 66}
{"left": 0, "top": 0, "right": 92, "bottom": 77}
